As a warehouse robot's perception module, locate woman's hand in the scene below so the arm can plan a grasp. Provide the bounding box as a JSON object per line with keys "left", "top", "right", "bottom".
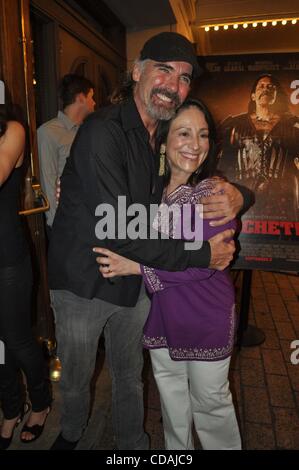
{"left": 93, "top": 247, "right": 141, "bottom": 278}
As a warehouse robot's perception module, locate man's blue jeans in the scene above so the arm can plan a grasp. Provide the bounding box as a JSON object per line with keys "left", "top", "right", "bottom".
{"left": 50, "top": 285, "right": 150, "bottom": 449}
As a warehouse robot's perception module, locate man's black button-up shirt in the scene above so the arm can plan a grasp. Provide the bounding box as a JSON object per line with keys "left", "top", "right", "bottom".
{"left": 48, "top": 98, "right": 212, "bottom": 306}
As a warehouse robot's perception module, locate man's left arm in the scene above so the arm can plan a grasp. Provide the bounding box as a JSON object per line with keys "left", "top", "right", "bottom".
{"left": 200, "top": 180, "right": 254, "bottom": 227}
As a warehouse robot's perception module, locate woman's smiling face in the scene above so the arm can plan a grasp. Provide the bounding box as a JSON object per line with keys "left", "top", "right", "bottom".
{"left": 165, "top": 106, "right": 210, "bottom": 184}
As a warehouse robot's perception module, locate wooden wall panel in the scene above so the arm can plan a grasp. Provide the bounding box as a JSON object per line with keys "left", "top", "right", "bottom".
{"left": 31, "top": 0, "right": 125, "bottom": 70}
{"left": 0, "top": 0, "right": 27, "bottom": 113}
{"left": 58, "top": 27, "right": 119, "bottom": 105}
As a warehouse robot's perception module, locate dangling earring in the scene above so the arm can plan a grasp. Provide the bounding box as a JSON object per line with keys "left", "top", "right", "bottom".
{"left": 159, "top": 144, "right": 166, "bottom": 176}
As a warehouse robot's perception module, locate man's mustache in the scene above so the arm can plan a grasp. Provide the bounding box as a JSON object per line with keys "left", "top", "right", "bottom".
{"left": 259, "top": 90, "right": 274, "bottom": 99}
{"left": 150, "top": 88, "right": 181, "bottom": 107}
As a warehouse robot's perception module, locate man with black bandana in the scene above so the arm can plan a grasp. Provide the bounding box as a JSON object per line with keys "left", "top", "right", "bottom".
{"left": 49, "top": 32, "right": 251, "bottom": 450}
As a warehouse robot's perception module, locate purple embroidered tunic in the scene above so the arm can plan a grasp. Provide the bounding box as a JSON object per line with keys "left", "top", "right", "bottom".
{"left": 141, "top": 179, "right": 237, "bottom": 361}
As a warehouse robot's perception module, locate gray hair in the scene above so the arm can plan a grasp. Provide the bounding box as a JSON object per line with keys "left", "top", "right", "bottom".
{"left": 110, "top": 59, "right": 149, "bottom": 104}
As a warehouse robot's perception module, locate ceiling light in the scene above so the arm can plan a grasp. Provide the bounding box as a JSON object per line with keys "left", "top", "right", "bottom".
{"left": 202, "top": 17, "right": 298, "bottom": 32}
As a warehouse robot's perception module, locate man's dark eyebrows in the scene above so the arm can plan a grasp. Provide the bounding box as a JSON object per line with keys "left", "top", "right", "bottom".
{"left": 181, "top": 72, "right": 192, "bottom": 80}
{"left": 153, "top": 63, "right": 191, "bottom": 80}
{"left": 153, "top": 63, "right": 174, "bottom": 71}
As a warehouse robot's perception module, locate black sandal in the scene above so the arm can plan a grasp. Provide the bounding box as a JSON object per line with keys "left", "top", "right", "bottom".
{"left": 0, "top": 402, "right": 30, "bottom": 450}
{"left": 20, "top": 406, "right": 51, "bottom": 444}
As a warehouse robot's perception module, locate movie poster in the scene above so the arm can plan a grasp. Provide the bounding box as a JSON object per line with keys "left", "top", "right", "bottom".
{"left": 194, "top": 53, "right": 299, "bottom": 272}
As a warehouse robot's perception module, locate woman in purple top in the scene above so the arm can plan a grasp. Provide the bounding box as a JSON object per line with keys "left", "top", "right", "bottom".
{"left": 95, "top": 99, "right": 241, "bottom": 450}
{"left": 141, "top": 178, "right": 237, "bottom": 363}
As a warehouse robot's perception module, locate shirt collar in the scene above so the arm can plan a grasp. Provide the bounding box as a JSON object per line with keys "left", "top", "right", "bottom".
{"left": 120, "top": 98, "right": 147, "bottom": 132}
{"left": 57, "top": 110, "right": 79, "bottom": 131}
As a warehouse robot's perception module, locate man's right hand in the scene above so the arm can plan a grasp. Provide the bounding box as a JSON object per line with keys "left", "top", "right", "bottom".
{"left": 208, "top": 229, "right": 235, "bottom": 270}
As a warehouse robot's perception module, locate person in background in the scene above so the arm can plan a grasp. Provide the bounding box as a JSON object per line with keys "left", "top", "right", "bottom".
{"left": 38, "top": 74, "right": 95, "bottom": 236}
{"left": 94, "top": 98, "right": 242, "bottom": 450}
{"left": 0, "top": 82, "right": 51, "bottom": 449}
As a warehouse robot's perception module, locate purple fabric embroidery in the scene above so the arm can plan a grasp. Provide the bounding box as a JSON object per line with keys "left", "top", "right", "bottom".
{"left": 142, "top": 178, "right": 237, "bottom": 362}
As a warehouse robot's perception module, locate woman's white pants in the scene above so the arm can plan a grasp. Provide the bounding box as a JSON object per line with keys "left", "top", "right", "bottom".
{"left": 150, "top": 348, "right": 241, "bottom": 450}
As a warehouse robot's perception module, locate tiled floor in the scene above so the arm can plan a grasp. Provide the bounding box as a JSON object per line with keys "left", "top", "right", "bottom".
{"left": 2, "top": 270, "right": 299, "bottom": 450}
{"left": 231, "top": 270, "right": 299, "bottom": 450}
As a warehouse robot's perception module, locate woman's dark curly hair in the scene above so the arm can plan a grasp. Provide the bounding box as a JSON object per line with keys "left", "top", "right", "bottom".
{"left": 156, "top": 98, "right": 219, "bottom": 187}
